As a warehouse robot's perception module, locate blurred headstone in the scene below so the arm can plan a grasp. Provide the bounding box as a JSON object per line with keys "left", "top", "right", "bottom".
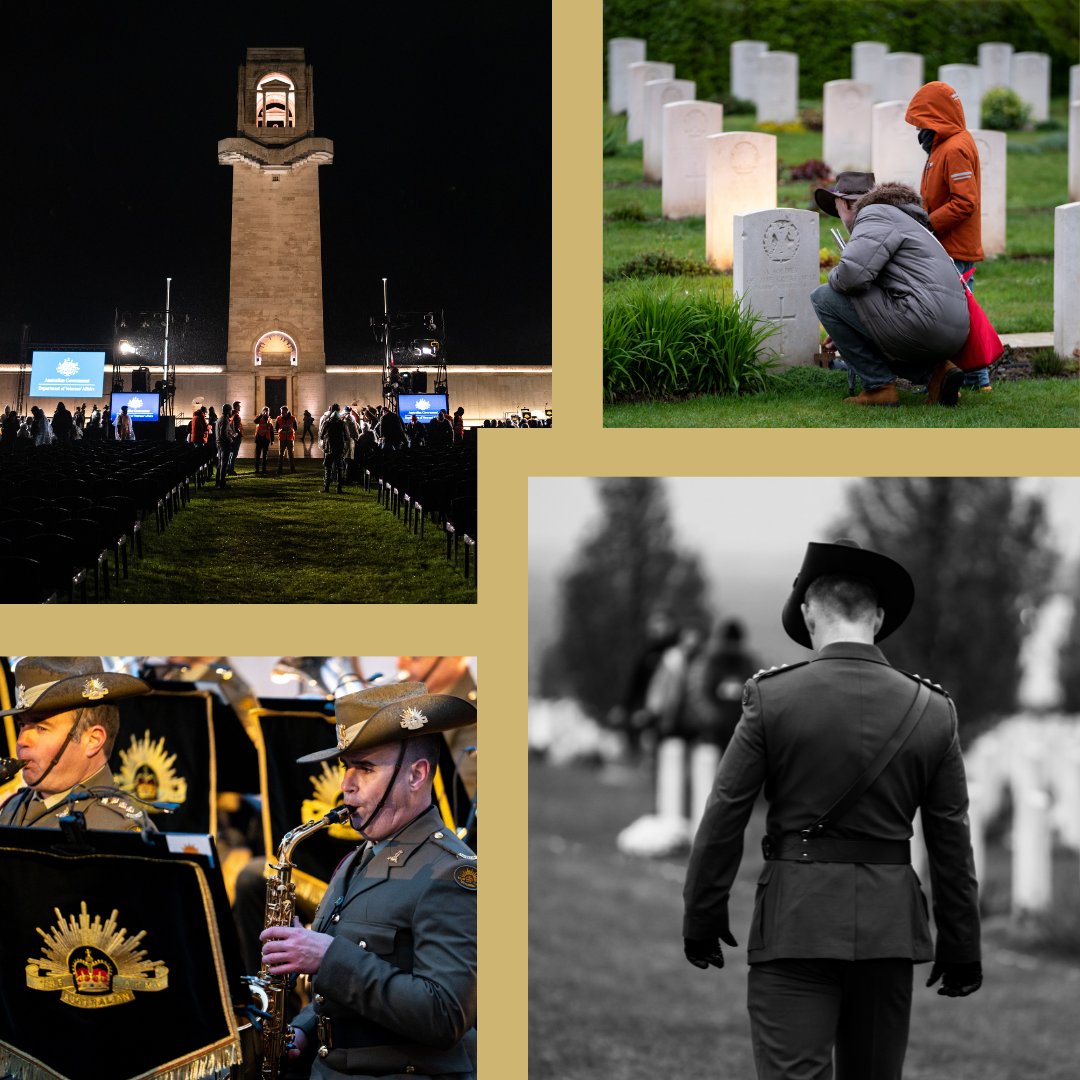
{"left": 643, "top": 77, "right": 695, "bottom": 182}
{"left": 662, "top": 100, "right": 724, "bottom": 219}
{"left": 852, "top": 41, "right": 890, "bottom": 103}
{"left": 609, "top": 38, "right": 646, "bottom": 114}
{"left": 1054, "top": 202, "right": 1080, "bottom": 360}
{"left": 883, "top": 53, "right": 923, "bottom": 104}
{"left": 938, "top": 64, "right": 982, "bottom": 129}
{"left": 978, "top": 42, "right": 1013, "bottom": 93}
{"left": 823, "top": 80, "right": 873, "bottom": 172}
{"left": 627, "top": 60, "right": 674, "bottom": 142}
{"left": 1011, "top": 52, "right": 1050, "bottom": 123}
{"left": 755, "top": 52, "right": 798, "bottom": 124}
{"left": 871, "top": 100, "right": 926, "bottom": 189}
{"left": 731, "top": 40, "right": 768, "bottom": 103}
{"left": 971, "top": 129, "right": 1007, "bottom": 258}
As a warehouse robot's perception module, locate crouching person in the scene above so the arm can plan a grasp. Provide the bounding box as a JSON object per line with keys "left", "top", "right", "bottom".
{"left": 811, "top": 173, "right": 969, "bottom": 407}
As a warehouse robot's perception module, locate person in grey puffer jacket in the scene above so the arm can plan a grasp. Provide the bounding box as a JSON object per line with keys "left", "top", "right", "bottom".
{"left": 812, "top": 173, "right": 969, "bottom": 407}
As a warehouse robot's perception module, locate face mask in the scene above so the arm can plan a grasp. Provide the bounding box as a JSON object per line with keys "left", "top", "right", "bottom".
{"left": 917, "top": 128, "right": 935, "bottom": 154}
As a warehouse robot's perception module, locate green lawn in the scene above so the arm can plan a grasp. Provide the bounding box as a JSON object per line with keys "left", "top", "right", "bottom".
{"left": 70, "top": 462, "right": 476, "bottom": 604}
{"left": 529, "top": 757, "right": 1080, "bottom": 1080}
{"left": 603, "top": 364, "right": 1079, "bottom": 428}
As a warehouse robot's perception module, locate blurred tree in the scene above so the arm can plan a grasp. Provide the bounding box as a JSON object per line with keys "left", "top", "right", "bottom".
{"left": 1057, "top": 565, "right": 1080, "bottom": 713}
{"left": 538, "top": 478, "right": 712, "bottom": 723}
{"left": 831, "top": 478, "right": 1057, "bottom": 747}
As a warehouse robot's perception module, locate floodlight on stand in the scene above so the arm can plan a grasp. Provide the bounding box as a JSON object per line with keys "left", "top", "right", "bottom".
{"left": 118, "top": 340, "right": 137, "bottom": 355}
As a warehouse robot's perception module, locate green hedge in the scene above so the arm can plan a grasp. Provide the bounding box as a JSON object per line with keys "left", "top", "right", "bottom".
{"left": 603, "top": 0, "right": 1079, "bottom": 102}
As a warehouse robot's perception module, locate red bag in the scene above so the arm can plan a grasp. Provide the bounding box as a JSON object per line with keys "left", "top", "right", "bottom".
{"left": 951, "top": 269, "right": 1003, "bottom": 372}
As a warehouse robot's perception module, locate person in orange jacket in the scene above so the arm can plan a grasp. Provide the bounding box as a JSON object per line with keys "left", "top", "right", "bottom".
{"left": 906, "top": 81, "right": 991, "bottom": 391}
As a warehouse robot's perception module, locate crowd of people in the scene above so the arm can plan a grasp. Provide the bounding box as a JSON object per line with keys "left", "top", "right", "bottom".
{"left": 0, "top": 401, "right": 114, "bottom": 446}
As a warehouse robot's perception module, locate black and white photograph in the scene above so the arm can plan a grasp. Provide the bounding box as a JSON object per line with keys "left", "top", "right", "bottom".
{"left": 530, "top": 476, "right": 1080, "bottom": 1079}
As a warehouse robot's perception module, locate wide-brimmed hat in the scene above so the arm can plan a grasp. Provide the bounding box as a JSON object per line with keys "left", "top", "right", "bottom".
{"left": 814, "top": 171, "right": 876, "bottom": 218}
{"left": 781, "top": 539, "right": 915, "bottom": 648}
{"left": 0, "top": 657, "right": 151, "bottom": 718}
{"left": 296, "top": 681, "right": 476, "bottom": 763}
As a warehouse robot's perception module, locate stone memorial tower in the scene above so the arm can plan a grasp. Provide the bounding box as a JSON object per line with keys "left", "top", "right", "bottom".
{"left": 218, "top": 48, "right": 332, "bottom": 420}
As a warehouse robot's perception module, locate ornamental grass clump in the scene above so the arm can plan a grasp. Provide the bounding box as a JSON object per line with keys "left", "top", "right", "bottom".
{"left": 603, "top": 278, "right": 779, "bottom": 402}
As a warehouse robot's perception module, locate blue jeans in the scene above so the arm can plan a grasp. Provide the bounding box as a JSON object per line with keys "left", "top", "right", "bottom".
{"left": 811, "top": 284, "right": 913, "bottom": 390}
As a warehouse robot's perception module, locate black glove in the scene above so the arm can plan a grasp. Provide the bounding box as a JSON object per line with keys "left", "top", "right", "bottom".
{"left": 926, "top": 960, "right": 982, "bottom": 997}
{"left": 684, "top": 931, "right": 737, "bottom": 970}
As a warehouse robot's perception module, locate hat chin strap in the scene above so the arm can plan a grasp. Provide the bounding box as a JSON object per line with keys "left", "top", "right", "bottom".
{"left": 353, "top": 740, "right": 408, "bottom": 839}
{"left": 26, "top": 716, "right": 81, "bottom": 790}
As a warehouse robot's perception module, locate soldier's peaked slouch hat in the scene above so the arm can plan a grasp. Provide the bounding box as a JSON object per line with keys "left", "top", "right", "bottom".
{"left": 782, "top": 539, "right": 915, "bottom": 648}
{"left": 297, "top": 681, "right": 476, "bottom": 763}
{"left": 0, "top": 657, "right": 150, "bottom": 718}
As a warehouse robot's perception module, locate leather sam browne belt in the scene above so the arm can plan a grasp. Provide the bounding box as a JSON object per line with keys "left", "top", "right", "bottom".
{"left": 762, "top": 833, "right": 911, "bottom": 864}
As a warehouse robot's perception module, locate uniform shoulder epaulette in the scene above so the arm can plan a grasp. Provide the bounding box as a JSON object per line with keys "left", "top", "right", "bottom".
{"left": 899, "top": 669, "right": 950, "bottom": 697}
{"left": 752, "top": 660, "right": 811, "bottom": 682}
{"left": 430, "top": 827, "right": 477, "bottom": 861}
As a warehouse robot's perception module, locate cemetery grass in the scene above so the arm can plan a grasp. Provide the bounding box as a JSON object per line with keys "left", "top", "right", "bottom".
{"left": 603, "top": 365, "right": 1078, "bottom": 428}
{"left": 604, "top": 102, "right": 1069, "bottom": 335}
{"left": 71, "top": 464, "right": 476, "bottom": 604}
{"left": 529, "top": 757, "right": 1080, "bottom": 1080}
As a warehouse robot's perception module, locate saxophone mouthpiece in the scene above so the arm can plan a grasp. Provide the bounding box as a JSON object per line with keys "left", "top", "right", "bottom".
{"left": 327, "top": 804, "right": 353, "bottom": 825}
{"left": 0, "top": 758, "right": 26, "bottom": 784}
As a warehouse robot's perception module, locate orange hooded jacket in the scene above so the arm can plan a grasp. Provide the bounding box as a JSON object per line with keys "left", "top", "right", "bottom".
{"left": 905, "top": 81, "right": 983, "bottom": 262}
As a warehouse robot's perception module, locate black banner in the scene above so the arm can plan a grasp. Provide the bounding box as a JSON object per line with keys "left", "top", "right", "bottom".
{"left": 0, "top": 828, "right": 241, "bottom": 1080}
{"left": 109, "top": 690, "right": 218, "bottom": 835}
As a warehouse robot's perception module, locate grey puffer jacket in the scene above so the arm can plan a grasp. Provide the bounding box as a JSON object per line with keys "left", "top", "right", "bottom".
{"left": 827, "top": 183, "right": 969, "bottom": 368}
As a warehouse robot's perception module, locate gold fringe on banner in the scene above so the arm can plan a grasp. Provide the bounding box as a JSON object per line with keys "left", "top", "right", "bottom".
{"left": 1, "top": 1037, "right": 239, "bottom": 1079}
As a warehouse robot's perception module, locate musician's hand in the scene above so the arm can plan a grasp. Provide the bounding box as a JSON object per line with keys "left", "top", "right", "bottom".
{"left": 286, "top": 1027, "right": 307, "bottom": 1059}
{"left": 260, "top": 922, "right": 334, "bottom": 976}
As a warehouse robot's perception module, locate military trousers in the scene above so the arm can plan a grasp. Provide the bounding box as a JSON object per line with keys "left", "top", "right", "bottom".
{"left": 747, "top": 957, "right": 913, "bottom": 1080}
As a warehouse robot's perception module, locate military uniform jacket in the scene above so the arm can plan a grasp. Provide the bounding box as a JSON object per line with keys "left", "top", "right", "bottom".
{"left": 0, "top": 764, "right": 150, "bottom": 831}
{"left": 293, "top": 805, "right": 477, "bottom": 1079}
{"left": 683, "top": 641, "right": 980, "bottom": 966}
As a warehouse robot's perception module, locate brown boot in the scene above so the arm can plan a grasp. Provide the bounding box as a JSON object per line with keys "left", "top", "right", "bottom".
{"left": 844, "top": 383, "right": 900, "bottom": 407}
{"left": 926, "top": 360, "right": 964, "bottom": 406}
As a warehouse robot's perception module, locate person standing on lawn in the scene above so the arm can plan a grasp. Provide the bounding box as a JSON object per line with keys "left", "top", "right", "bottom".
{"left": 683, "top": 538, "right": 981, "bottom": 1080}
{"left": 811, "top": 174, "right": 970, "bottom": 407}
{"left": 906, "top": 80, "right": 991, "bottom": 393}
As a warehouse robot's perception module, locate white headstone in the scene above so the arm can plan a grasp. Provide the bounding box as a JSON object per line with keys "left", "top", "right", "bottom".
{"left": 1054, "top": 202, "right": 1080, "bottom": 361}
{"left": 978, "top": 42, "right": 1013, "bottom": 92}
{"left": 705, "top": 132, "right": 778, "bottom": 270}
{"left": 733, "top": 208, "right": 821, "bottom": 367}
{"left": 1070, "top": 101, "right": 1080, "bottom": 203}
{"left": 608, "top": 38, "right": 646, "bottom": 114}
{"left": 1011, "top": 52, "right": 1050, "bottom": 123}
{"left": 1011, "top": 747, "right": 1053, "bottom": 915}
{"left": 971, "top": 129, "right": 1007, "bottom": 258}
{"left": 852, "top": 41, "right": 890, "bottom": 103}
{"left": 823, "top": 80, "right": 873, "bottom": 173}
{"left": 883, "top": 53, "right": 924, "bottom": 103}
{"left": 656, "top": 737, "right": 688, "bottom": 822}
{"left": 662, "top": 100, "right": 725, "bottom": 219}
{"left": 690, "top": 742, "right": 720, "bottom": 829}
{"left": 627, "top": 61, "right": 675, "bottom": 143}
{"left": 731, "top": 40, "right": 768, "bottom": 103}
{"left": 1071, "top": 64, "right": 1080, "bottom": 105}
{"left": 755, "top": 51, "right": 799, "bottom": 124}
{"left": 871, "top": 100, "right": 927, "bottom": 190}
{"left": 643, "top": 78, "right": 696, "bottom": 183}
{"left": 938, "top": 64, "right": 982, "bottom": 129}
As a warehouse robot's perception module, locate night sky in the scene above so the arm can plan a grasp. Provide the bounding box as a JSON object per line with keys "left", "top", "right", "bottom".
{"left": 2, "top": 4, "right": 551, "bottom": 365}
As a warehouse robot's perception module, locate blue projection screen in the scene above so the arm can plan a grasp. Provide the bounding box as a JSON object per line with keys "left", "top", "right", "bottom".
{"left": 397, "top": 393, "right": 449, "bottom": 423}
{"left": 29, "top": 351, "right": 106, "bottom": 398}
{"left": 110, "top": 392, "right": 161, "bottom": 423}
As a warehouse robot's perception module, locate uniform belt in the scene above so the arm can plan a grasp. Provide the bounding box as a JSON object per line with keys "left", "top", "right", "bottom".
{"left": 762, "top": 834, "right": 910, "bottom": 864}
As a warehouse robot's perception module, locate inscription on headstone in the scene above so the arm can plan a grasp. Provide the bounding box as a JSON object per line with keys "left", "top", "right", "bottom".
{"left": 733, "top": 207, "right": 821, "bottom": 367}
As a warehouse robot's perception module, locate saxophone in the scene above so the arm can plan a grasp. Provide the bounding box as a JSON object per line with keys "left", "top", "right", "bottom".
{"left": 245, "top": 804, "right": 352, "bottom": 1079}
